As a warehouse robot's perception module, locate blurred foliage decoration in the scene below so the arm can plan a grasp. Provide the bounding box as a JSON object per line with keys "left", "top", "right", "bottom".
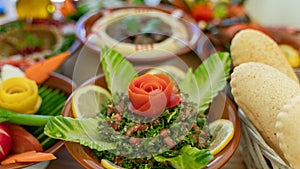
{"left": 66, "top": 0, "right": 125, "bottom": 21}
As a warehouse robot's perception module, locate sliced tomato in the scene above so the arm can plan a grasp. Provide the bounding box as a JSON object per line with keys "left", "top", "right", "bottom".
{"left": 0, "top": 123, "right": 12, "bottom": 161}
{"left": 190, "top": 4, "right": 214, "bottom": 22}
{"left": 5, "top": 123, "right": 43, "bottom": 154}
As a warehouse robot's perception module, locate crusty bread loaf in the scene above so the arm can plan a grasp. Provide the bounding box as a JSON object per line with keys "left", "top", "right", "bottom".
{"left": 230, "top": 29, "right": 299, "bottom": 83}
{"left": 276, "top": 96, "right": 300, "bottom": 169}
{"left": 230, "top": 62, "right": 300, "bottom": 160}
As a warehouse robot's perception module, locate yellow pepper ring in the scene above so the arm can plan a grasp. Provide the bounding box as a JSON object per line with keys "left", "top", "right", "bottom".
{"left": 0, "top": 77, "right": 42, "bottom": 114}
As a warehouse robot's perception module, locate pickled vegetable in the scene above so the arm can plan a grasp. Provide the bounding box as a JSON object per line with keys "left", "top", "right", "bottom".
{"left": 0, "top": 77, "right": 41, "bottom": 114}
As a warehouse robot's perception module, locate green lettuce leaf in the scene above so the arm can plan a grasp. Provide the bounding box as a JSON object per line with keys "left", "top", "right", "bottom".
{"left": 154, "top": 145, "right": 213, "bottom": 169}
{"left": 100, "top": 46, "right": 138, "bottom": 97}
{"left": 194, "top": 52, "right": 231, "bottom": 113}
{"left": 180, "top": 52, "right": 231, "bottom": 113}
{"left": 44, "top": 116, "right": 116, "bottom": 151}
{"left": 179, "top": 68, "right": 199, "bottom": 104}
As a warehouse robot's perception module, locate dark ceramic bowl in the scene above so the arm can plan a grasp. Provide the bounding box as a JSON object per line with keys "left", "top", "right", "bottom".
{"left": 62, "top": 73, "right": 241, "bottom": 169}
{"left": 0, "top": 72, "right": 75, "bottom": 169}
{"left": 75, "top": 5, "right": 202, "bottom": 62}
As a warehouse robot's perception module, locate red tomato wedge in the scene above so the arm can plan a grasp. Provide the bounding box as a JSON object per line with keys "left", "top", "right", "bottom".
{"left": 5, "top": 123, "right": 43, "bottom": 154}
{"left": 0, "top": 123, "right": 12, "bottom": 161}
{"left": 190, "top": 4, "right": 214, "bottom": 22}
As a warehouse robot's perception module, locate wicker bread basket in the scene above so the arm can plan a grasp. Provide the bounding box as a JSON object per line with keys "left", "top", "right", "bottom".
{"left": 238, "top": 108, "right": 290, "bottom": 169}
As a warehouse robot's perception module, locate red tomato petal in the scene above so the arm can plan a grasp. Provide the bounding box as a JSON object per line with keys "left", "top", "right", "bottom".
{"left": 142, "top": 82, "right": 162, "bottom": 91}
{"left": 155, "top": 74, "right": 174, "bottom": 102}
{"left": 167, "top": 94, "right": 180, "bottom": 108}
{"left": 129, "top": 81, "right": 148, "bottom": 95}
{"left": 128, "top": 89, "right": 149, "bottom": 109}
{"left": 154, "top": 74, "right": 171, "bottom": 84}
{"left": 163, "top": 82, "right": 174, "bottom": 101}
{"left": 128, "top": 73, "right": 176, "bottom": 117}
{"left": 129, "top": 89, "right": 167, "bottom": 118}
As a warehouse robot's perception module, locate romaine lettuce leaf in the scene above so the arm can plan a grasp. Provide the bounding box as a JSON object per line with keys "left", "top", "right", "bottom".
{"left": 180, "top": 52, "right": 231, "bottom": 113}
{"left": 100, "top": 46, "right": 138, "bottom": 98}
{"left": 154, "top": 145, "right": 213, "bottom": 169}
{"left": 179, "top": 68, "right": 199, "bottom": 104}
{"left": 44, "top": 116, "right": 116, "bottom": 151}
{"left": 194, "top": 52, "right": 231, "bottom": 113}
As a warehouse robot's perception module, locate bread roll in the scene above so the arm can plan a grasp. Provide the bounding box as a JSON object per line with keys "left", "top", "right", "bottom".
{"left": 230, "top": 29, "right": 298, "bottom": 83}
{"left": 276, "top": 96, "right": 300, "bottom": 169}
{"left": 230, "top": 62, "right": 300, "bottom": 160}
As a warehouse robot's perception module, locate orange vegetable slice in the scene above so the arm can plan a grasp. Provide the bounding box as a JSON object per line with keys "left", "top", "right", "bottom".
{"left": 15, "top": 152, "right": 56, "bottom": 162}
{"left": 1, "top": 151, "right": 36, "bottom": 165}
{"left": 1, "top": 151, "right": 56, "bottom": 165}
{"left": 25, "top": 52, "right": 70, "bottom": 83}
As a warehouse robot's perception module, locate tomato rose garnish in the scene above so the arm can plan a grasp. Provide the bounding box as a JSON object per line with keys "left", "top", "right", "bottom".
{"left": 128, "top": 74, "right": 180, "bottom": 118}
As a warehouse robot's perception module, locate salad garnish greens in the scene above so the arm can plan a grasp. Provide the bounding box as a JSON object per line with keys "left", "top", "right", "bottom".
{"left": 44, "top": 46, "right": 232, "bottom": 169}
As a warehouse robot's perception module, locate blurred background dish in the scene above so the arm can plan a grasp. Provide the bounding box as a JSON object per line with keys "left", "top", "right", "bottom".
{"left": 75, "top": 5, "right": 201, "bottom": 62}
{"left": 0, "top": 18, "right": 80, "bottom": 70}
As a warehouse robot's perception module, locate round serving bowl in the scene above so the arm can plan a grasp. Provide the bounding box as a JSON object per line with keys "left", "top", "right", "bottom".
{"left": 75, "top": 5, "right": 202, "bottom": 62}
{"left": 0, "top": 18, "right": 80, "bottom": 69}
{"left": 62, "top": 73, "right": 241, "bottom": 169}
{"left": 0, "top": 72, "right": 75, "bottom": 169}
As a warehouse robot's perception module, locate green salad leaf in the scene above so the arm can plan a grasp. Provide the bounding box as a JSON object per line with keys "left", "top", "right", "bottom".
{"left": 44, "top": 116, "right": 116, "bottom": 151}
{"left": 100, "top": 46, "right": 138, "bottom": 98}
{"left": 179, "top": 68, "right": 199, "bottom": 104}
{"left": 195, "top": 52, "right": 231, "bottom": 113}
{"left": 154, "top": 145, "right": 213, "bottom": 169}
{"left": 180, "top": 52, "right": 231, "bottom": 113}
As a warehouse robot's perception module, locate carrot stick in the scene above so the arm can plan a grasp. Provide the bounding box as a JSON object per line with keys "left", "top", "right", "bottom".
{"left": 1, "top": 151, "right": 36, "bottom": 165}
{"left": 1, "top": 151, "right": 56, "bottom": 165}
{"left": 25, "top": 52, "right": 70, "bottom": 84}
{"left": 60, "top": 0, "right": 76, "bottom": 17}
{"left": 15, "top": 152, "right": 56, "bottom": 162}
